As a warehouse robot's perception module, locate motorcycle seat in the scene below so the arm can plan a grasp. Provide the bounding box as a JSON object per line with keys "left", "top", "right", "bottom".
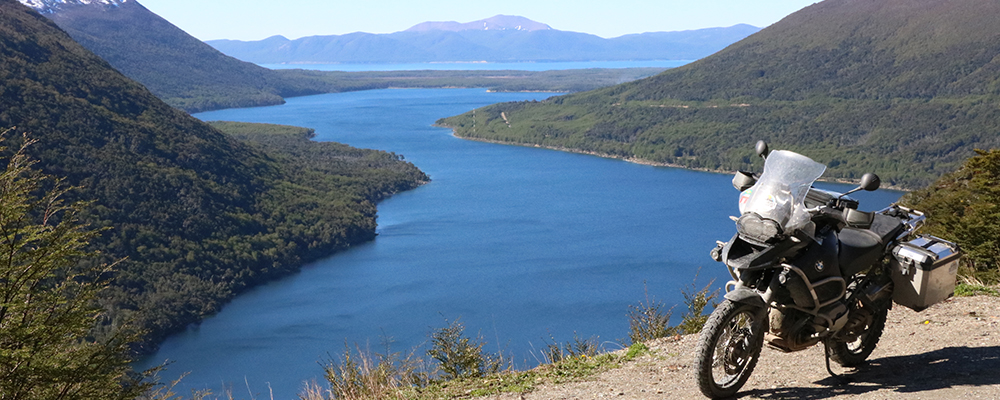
{"left": 838, "top": 214, "right": 904, "bottom": 276}
{"left": 839, "top": 228, "right": 883, "bottom": 276}
{"left": 870, "top": 213, "right": 905, "bottom": 244}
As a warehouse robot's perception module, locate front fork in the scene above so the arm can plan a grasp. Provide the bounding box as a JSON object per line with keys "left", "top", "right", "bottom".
{"left": 723, "top": 268, "right": 777, "bottom": 311}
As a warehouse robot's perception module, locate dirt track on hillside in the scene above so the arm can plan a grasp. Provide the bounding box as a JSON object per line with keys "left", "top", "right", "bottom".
{"left": 479, "top": 295, "right": 1000, "bottom": 399}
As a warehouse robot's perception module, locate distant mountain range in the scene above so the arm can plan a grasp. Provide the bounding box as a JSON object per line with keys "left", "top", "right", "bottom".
{"left": 406, "top": 14, "right": 552, "bottom": 32}
{"left": 439, "top": 0, "right": 1000, "bottom": 189}
{"left": 17, "top": 0, "right": 327, "bottom": 112}
{"left": 206, "top": 16, "right": 760, "bottom": 64}
{"left": 18, "top": 2, "right": 749, "bottom": 113}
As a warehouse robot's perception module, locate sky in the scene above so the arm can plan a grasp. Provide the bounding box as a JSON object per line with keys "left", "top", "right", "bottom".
{"left": 135, "top": 0, "right": 821, "bottom": 41}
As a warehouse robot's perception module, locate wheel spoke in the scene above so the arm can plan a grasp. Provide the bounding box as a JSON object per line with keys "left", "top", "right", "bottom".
{"left": 711, "top": 310, "right": 757, "bottom": 385}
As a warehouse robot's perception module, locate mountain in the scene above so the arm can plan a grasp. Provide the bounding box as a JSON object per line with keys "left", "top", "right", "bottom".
{"left": 19, "top": 0, "right": 124, "bottom": 11}
{"left": 0, "top": 0, "right": 426, "bottom": 351}
{"left": 17, "top": 0, "right": 325, "bottom": 112}
{"left": 438, "top": 0, "right": 1000, "bottom": 189}
{"left": 206, "top": 17, "right": 759, "bottom": 64}
{"left": 19, "top": 3, "right": 687, "bottom": 112}
{"left": 406, "top": 14, "right": 553, "bottom": 32}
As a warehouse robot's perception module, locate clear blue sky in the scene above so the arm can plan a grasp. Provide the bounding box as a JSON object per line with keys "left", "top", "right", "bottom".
{"left": 136, "top": 0, "right": 820, "bottom": 41}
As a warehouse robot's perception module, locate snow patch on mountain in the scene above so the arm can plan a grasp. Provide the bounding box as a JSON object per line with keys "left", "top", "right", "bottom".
{"left": 19, "top": 0, "right": 128, "bottom": 13}
{"left": 406, "top": 15, "right": 552, "bottom": 33}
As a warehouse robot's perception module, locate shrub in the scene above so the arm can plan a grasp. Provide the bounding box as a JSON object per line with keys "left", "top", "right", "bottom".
{"left": 902, "top": 149, "right": 1000, "bottom": 283}
{"left": 954, "top": 276, "right": 1000, "bottom": 297}
{"left": 627, "top": 274, "right": 720, "bottom": 343}
{"left": 627, "top": 283, "right": 678, "bottom": 344}
{"left": 542, "top": 333, "right": 601, "bottom": 363}
{"left": 677, "top": 276, "right": 720, "bottom": 335}
{"left": 318, "top": 340, "right": 423, "bottom": 400}
{"left": 427, "top": 318, "right": 506, "bottom": 380}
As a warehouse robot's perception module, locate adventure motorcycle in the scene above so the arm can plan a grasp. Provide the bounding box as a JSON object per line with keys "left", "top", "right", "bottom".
{"left": 693, "top": 141, "right": 960, "bottom": 399}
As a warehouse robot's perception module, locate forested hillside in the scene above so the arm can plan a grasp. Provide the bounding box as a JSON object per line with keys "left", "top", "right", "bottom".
{"left": 0, "top": 0, "right": 426, "bottom": 351}
{"left": 439, "top": 0, "right": 1000, "bottom": 189}
{"left": 32, "top": 0, "right": 325, "bottom": 112}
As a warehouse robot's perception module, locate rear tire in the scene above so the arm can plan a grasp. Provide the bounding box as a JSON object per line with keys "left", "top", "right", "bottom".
{"left": 693, "top": 299, "right": 767, "bottom": 399}
{"left": 827, "top": 305, "right": 888, "bottom": 367}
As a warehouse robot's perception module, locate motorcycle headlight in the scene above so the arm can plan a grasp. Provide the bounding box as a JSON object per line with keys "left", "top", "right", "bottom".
{"left": 737, "top": 212, "right": 784, "bottom": 244}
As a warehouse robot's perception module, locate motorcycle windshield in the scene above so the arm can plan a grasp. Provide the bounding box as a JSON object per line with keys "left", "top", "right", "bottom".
{"left": 738, "top": 150, "right": 826, "bottom": 232}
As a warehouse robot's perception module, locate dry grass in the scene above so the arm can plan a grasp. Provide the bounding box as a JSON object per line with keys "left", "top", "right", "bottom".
{"left": 314, "top": 342, "right": 425, "bottom": 400}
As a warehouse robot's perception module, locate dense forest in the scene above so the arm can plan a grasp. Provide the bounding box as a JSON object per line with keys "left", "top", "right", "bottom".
{"left": 0, "top": 0, "right": 426, "bottom": 352}
{"left": 439, "top": 0, "right": 1000, "bottom": 189}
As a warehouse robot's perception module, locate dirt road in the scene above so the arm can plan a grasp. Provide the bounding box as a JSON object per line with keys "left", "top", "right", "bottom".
{"left": 481, "top": 295, "right": 1000, "bottom": 399}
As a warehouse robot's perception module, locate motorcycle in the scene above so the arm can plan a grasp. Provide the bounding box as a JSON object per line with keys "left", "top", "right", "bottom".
{"left": 693, "top": 141, "right": 959, "bottom": 398}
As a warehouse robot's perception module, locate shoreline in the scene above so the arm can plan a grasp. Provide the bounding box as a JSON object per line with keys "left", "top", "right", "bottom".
{"left": 438, "top": 125, "right": 911, "bottom": 192}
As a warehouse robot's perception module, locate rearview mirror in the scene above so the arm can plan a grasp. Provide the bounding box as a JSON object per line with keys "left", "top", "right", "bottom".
{"left": 755, "top": 140, "right": 769, "bottom": 160}
{"left": 842, "top": 172, "right": 881, "bottom": 198}
{"left": 860, "top": 173, "right": 881, "bottom": 192}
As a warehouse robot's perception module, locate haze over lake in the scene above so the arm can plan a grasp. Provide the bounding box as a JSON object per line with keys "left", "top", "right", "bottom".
{"left": 137, "top": 88, "right": 903, "bottom": 399}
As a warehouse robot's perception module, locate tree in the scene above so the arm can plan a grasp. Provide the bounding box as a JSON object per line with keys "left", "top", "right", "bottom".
{"left": 903, "top": 149, "right": 1000, "bottom": 283}
{"left": 0, "top": 136, "right": 147, "bottom": 400}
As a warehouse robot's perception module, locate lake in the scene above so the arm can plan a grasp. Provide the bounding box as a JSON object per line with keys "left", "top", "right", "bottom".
{"left": 136, "top": 88, "right": 903, "bottom": 399}
{"left": 259, "top": 60, "right": 692, "bottom": 72}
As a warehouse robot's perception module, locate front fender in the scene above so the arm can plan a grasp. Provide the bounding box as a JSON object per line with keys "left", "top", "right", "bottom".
{"left": 724, "top": 288, "right": 766, "bottom": 309}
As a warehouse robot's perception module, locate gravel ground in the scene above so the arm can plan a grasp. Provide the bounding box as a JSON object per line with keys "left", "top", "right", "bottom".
{"left": 479, "top": 295, "right": 1000, "bottom": 399}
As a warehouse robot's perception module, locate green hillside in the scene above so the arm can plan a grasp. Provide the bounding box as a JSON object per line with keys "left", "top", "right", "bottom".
{"left": 40, "top": 0, "right": 324, "bottom": 112}
{"left": 0, "top": 0, "right": 426, "bottom": 351}
{"left": 439, "top": 0, "right": 1000, "bottom": 189}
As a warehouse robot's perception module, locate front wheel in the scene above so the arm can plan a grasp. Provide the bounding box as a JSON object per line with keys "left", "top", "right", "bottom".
{"left": 693, "top": 299, "right": 767, "bottom": 399}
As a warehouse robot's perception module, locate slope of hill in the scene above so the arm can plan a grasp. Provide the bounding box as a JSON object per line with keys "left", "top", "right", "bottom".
{"left": 439, "top": 0, "right": 1000, "bottom": 189}
{"left": 0, "top": 0, "right": 426, "bottom": 351}
{"left": 207, "top": 18, "right": 759, "bottom": 64}
{"left": 19, "top": 0, "right": 326, "bottom": 112}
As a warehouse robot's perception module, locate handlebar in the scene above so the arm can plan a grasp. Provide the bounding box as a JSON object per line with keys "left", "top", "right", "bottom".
{"left": 881, "top": 205, "right": 925, "bottom": 238}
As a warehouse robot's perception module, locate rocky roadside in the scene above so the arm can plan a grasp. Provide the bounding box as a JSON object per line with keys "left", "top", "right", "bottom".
{"left": 478, "top": 295, "right": 1000, "bottom": 399}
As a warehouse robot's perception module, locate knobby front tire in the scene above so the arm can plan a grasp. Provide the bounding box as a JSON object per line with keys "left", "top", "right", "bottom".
{"left": 693, "top": 299, "right": 767, "bottom": 399}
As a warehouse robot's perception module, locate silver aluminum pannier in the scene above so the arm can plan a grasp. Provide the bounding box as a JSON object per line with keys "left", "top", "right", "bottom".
{"left": 890, "top": 235, "right": 961, "bottom": 311}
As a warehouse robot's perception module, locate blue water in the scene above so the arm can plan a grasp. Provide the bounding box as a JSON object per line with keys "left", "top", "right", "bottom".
{"left": 137, "top": 88, "right": 903, "bottom": 399}
{"left": 260, "top": 60, "right": 692, "bottom": 72}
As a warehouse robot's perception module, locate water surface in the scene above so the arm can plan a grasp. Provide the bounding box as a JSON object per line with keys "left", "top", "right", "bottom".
{"left": 138, "top": 88, "right": 903, "bottom": 398}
